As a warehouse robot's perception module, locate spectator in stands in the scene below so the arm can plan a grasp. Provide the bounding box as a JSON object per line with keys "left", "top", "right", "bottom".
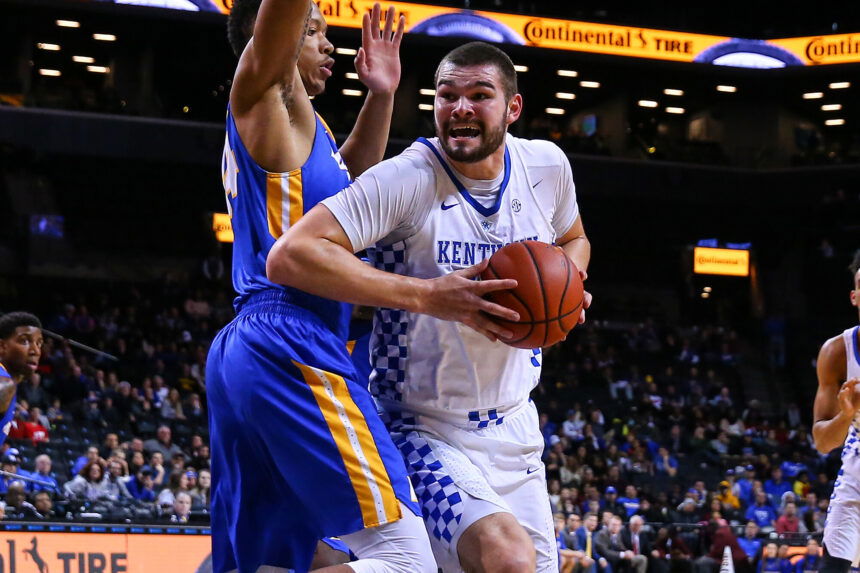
{"left": 166, "top": 491, "right": 192, "bottom": 524}
{"left": 735, "top": 465, "right": 757, "bottom": 505}
{"left": 556, "top": 514, "right": 585, "bottom": 573}
{"left": 694, "top": 521, "right": 750, "bottom": 573}
{"left": 103, "top": 459, "right": 131, "bottom": 501}
{"left": 745, "top": 490, "right": 777, "bottom": 532}
{"left": 576, "top": 513, "right": 610, "bottom": 573}
{"left": 143, "top": 426, "right": 186, "bottom": 462}
{"left": 160, "top": 388, "right": 185, "bottom": 421}
{"left": 70, "top": 446, "right": 101, "bottom": 477}
{"left": 596, "top": 514, "right": 647, "bottom": 573}
{"left": 794, "top": 539, "right": 822, "bottom": 573}
{"left": 757, "top": 542, "right": 791, "bottom": 573}
{"left": 4, "top": 482, "right": 41, "bottom": 519}
{"left": 563, "top": 514, "right": 582, "bottom": 548}
{"left": 32, "top": 491, "right": 55, "bottom": 520}
{"left": 737, "top": 521, "right": 762, "bottom": 563}
{"left": 604, "top": 486, "right": 626, "bottom": 517}
{"left": 622, "top": 516, "right": 653, "bottom": 568}
{"left": 793, "top": 472, "right": 812, "bottom": 498}
{"left": 190, "top": 444, "right": 210, "bottom": 471}
{"left": 19, "top": 373, "right": 47, "bottom": 410}
{"left": 184, "top": 393, "right": 205, "bottom": 427}
{"left": 29, "top": 454, "right": 60, "bottom": 495}
{"left": 64, "top": 461, "right": 110, "bottom": 501}
{"left": 126, "top": 466, "right": 156, "bottom": 502}
{"left": 774, "top": 502, "right": 801, "bottom": 534}
{"left": 156, "top": 470, "right": 191, "bottom": 510}
{"left": 190, "top": 468, "right": 210, "bottom": 507}
{"left": 618, "top": 485, "right": 641, "bottom": 518}
{"left": 655, "top": 446, "right": 679, "bottom": 478}
{"left": 147, "top": 452, "right": 166, "bottom": 488}
{"left": 0, "top": 449, "right": 28, "bottom": 494}
{"left": 563, "top": 408, "right": 585, "bottom": 441}
{"left": 716, "top": 480, "right": 741, "bottom": 512}
{"left": 652, "top": 525, "right": 693, "bottom": 573}
{"left": 764, "top": 468, "right": 792, "bottom": 506}
{"left": 99, "top": 433, "right": 120, "bottom": 459}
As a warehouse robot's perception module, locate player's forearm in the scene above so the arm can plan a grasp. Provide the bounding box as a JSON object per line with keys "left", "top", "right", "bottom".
{"left": 0, "top": 378, "right": 15, "bottom": 413}
{"left": 339, "top": 91, "right": 396, "bottom": 177}
{"left": 267, "top": 233, "right": 427, "bottom": 312}
{"left": 813, "top": 412, "right": 854, "bottom": 453}
{"left": 562, "top": 235, "right": 591, "bottom": 274}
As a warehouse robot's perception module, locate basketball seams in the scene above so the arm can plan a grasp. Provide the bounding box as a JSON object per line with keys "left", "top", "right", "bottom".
{"left": 486, "top": 258, "right": 536, "bottom": 345}
{"left": 522, "top": 242, "right": 551, "bottom": 347}
{"left": 557, "top": 252, "right": 572, "bottom": 334}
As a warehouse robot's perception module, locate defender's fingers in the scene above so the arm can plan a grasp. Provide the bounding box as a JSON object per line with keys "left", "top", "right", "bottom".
{"left": 393, "top": 14, "right": 405, "bottom": 45}
{"left": 383, "top": 5, "right": 395, "bottom": 40}
{"left": 370, "top": 3, "right": 382, "bottom": 37}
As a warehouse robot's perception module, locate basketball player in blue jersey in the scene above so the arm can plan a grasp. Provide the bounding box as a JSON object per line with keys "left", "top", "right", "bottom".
{"left": 813, "top": 249, "right": 860, "bottom": 573}
{"left": 207, "top": 1, "right": 437, "bottom": 572}
{"left": 0, "top": 313, "right": 43, "bottom": 446}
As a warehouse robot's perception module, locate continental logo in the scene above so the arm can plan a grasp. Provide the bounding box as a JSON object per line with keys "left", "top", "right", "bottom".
{"left": 523, "top": 19, "right": 646, "bottom": 49}
{"left": 805, "top": 35, "right": 860, "bottom": 63}
{"left": 693, "top": 247, "right": 749, "bottom": 277}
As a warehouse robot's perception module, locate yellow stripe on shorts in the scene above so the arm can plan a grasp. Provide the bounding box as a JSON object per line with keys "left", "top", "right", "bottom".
{"left": 293, "top": 361, "right": 402, "bottom": 528}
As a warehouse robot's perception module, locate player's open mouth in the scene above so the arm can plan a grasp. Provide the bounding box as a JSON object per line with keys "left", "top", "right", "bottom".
{"left": 449, "top": 126, "right": 480, "bottom": 140}
{"left": 27, "top": 361, "right": 38, "bottom": 371}
{"left": 320, "top": 60, "right": 334, "bottom": 77}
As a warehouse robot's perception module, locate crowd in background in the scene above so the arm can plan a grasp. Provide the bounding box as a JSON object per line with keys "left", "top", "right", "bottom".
{"left": 0, "top": 277, "right": 841, "bottom": 571}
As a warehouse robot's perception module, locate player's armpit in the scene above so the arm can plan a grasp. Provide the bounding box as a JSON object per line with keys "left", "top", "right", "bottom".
{"left": 812, "top": 335, "right": 852, "bottom": 453}
{"left": 0, "top": 377, "right": 15, "bottom": 413}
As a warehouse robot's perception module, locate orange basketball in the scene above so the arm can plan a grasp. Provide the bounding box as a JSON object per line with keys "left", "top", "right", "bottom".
{"left": 480, "top": 241, "right": 584, "bottom": 349}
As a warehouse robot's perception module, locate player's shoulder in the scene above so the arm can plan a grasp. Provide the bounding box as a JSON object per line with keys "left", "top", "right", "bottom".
{"left": 817, "top": 333, "right": 847, "bottom": 379}
{"left": 507, "top": 135, "right": 568, "bottom": 167}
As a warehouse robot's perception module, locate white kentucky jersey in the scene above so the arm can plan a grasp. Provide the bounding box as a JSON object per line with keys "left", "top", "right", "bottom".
{"left": 323, "top": 134, "right": 579, "bottom": 420}
{"left": 841, "top": 326, "right": 860, "bottom": 475}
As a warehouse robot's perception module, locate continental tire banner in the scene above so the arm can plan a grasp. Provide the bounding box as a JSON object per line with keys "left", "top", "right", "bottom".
{"left": 91, "top": 0, "right": 860, "bottom": 67}
{"left": 0, "top": 528, "right": 211, "bottom": 573}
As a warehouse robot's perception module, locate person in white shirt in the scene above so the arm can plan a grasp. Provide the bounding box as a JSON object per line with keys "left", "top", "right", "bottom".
{"left": 268, "top": 41, "right": 591, "bottom": 573}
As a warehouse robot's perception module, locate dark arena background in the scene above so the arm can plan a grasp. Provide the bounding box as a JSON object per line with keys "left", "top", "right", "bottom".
{"left": 1, "top": 0, "right": 860, "bottom": 570}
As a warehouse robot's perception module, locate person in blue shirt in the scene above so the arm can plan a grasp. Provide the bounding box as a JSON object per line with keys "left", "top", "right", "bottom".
{"left": 737, "top": 521, "right": 762, "bottom": 563}
{"left": 28, "top": 454, "right": 61, "bottom": 495}
{"left": 618, "top": 484, "right": 641, "bottom": 518}
{"left": 745, "top": 490, "right": 778, "bottom": 531}
{"left": 735, "top": 464, "right": 758, "bottom": 506}
{"left": 795, "top": 539, "right": 823, "bottom": 573}
{"left": 0, "top": 312, "right": 42, "bottom": 446}
{"left": 126, "top": 466, "right": 157, "bottom": 502}
{"left": 764, "top": 468, "right": 793, "bottom": 506}
{"left": 758, "top": 542, "right": 792, "bottom": 573}
{"left": 0, "top": 449, "right": 31, "bottom": 494}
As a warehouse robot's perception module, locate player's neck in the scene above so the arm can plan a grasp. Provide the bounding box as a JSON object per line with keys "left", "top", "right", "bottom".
{"left": 446, "top": 145, "right": 506, "bottom": 180}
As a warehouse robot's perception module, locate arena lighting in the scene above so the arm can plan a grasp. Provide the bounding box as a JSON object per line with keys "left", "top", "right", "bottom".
{"left": 345, "top": 72, "right": 359, "bottom": 80}
{"left": 663, "top": 88, "right": 684, "bottom": 96}
{"left": 821, "top": 104, "right": 842, "bottom": 111}
{"left": 703, "top": 286, "right": 712, "bottom": 293}
{"left": 545, "top": 107, "right": 565, "bottom": 115}
{"left": 825, "top": 118, "right": 846, "bottom": 125}
{"left": 342, "top": 89, "right": 363, "bottom": 97}
{"left": 87, "top": 65, "right": 110, "bottom": 73}
{"left": 418, "top": 103, "right": 433, "bottom": 111}
{"left": 72, "top": 56, "right": 95, "bottom": 64}
{"left": 38, "top": 69, "right": 61, "bottom": 76}
{"left": 513, "top": 65, "right": 528, "bottom": 72}
{"left": 829, "top": 81, "right": 850, "bottom": 89}
{"left": 638, "top": 100, "right": 658, "bottom": 108}
{"left": 93, "top": 33, "right": 117, "bottom": 41}
{"left": 55, "top": 19, "right": 80, "bottom": 28}
{"left": 701, "top": 292, "right": 710, "bottom": 299}
{"left": 555, "top": 92, "right": 575, "bottom": 100}
{"left": 803, "top": 92, "right": 824, "bottom": 99}
{"left": 716, "top": 85, "right": 737, "bottom": 93}
{"left": 580, "top": 80, "right": 600, "bottom": 88}
{"left": 335, "top": 47, "right": 357, "bottom": 55}
{"left": 36, "top": 43, "right": 60, "bottom": 51}
{"left": 419, "top": 88, "right": 436, "bottom": 96}
{"left": 557, "top": 70, "right": 578, "bottom": 77}
{"left": 666, "top": 107, "right": 685, "bottom": 114}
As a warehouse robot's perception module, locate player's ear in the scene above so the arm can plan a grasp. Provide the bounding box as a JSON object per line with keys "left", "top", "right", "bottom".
{"left": 506, "top": 93, "right": 523, "bottom": 125}
{"left": 851, "top": 288, "right": 858, "bottom": 307}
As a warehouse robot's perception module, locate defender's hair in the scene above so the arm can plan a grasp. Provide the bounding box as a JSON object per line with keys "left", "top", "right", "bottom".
{"left": 0, "top": 312, "right": 41, "bottom": 340}
{"left": 227, "top": 0, "right": 263, "bottom": 58}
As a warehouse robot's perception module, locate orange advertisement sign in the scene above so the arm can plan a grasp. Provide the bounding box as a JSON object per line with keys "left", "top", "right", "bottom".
{"left": 0, "top": 531, "right": 210, "bottom": 573}
{"left": 771, "top": 33, "right": 860, "bottom": 65}
{"left": 212, "top": 212, "right": 234, "bottom": 243}
{"left": 693, "top": 247, "right": 750, "bottom": 277}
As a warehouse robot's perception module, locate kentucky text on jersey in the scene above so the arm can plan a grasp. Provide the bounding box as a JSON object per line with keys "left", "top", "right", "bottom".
{"left": 436, "top": 236, "right": 539, "bottom": 265}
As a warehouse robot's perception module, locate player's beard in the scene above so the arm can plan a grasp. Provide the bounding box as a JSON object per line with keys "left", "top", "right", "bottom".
{"left": 437, "top": 113, "right": 507, "bottom": 163}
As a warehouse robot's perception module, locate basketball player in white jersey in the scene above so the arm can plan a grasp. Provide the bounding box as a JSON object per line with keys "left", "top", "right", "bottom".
{"left": 813, "top": 249, "right": 860, "bottom": 573}
{"left": 267, "top": 42, "right": 591, "bottom": 573}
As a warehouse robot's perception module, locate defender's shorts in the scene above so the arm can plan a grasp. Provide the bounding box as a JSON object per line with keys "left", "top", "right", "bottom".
{"left": 206, "top": 291, "right": 419, "bottom": 573}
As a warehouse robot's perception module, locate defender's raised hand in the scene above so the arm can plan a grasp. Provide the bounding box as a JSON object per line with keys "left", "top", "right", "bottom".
{"left": 355, "top": 3, "right": 405, "bottom": 95}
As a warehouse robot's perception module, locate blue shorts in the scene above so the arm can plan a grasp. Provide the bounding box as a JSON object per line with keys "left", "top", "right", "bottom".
{"left": 206, "top": 291, "right": 418, "bottom": 573}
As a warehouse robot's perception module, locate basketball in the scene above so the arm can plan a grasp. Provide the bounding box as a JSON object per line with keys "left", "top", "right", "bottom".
{"left": 480, "top": 241, "right": 584, "bottom": 349}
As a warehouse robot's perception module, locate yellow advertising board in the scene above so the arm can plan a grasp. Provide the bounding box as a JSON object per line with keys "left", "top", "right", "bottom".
{"left": 213, "top": 212, "right": 234, "bottom": 243}
{"left": 693, "top": 247, "right": 750, "bottom": 277}
{"left": 0, "top": 531, "right": 210, "bottom": 572}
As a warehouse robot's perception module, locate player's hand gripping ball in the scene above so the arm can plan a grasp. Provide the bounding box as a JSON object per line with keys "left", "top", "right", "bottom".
{"left": 480, "top": 240, "right": 584, "bottom": 349}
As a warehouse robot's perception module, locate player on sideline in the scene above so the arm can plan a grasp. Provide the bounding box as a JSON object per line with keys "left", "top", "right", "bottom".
{"left": 207, "top": 1, "right": 439, "bottom": 572}
{"left": 0, "top": 312, "right": 43, "bottom": 445}
{"left": 268, "top": 42, "right": 592, "bottom": 573}
{"left": 813, "top": 249, "right": 860, "bottom": 573}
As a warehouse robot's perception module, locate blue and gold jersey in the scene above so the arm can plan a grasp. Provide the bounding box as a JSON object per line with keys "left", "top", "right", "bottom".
{"left": 222, "top": 107, "right": 352, "bottom": 339}
{"left": 0, "top": 362, "right": 15, "bottom": 446}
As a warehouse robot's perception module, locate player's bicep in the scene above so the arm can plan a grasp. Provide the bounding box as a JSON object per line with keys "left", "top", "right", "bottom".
{"left": 813, "top": 337, "right": 846, "bottom": 422}
{"left": 0, "top": 377, "right": 14, "bottom": 413}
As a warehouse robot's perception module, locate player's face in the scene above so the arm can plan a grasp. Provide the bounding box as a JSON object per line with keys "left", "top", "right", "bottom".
{"left": 0, "top": 326, "right": 42, "bottom": 380}
{"left": 434, "top": 63, "right": 522, "bottom": 163}
{"left": 297, "top": 7, "right": 334, "bottom": 97}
